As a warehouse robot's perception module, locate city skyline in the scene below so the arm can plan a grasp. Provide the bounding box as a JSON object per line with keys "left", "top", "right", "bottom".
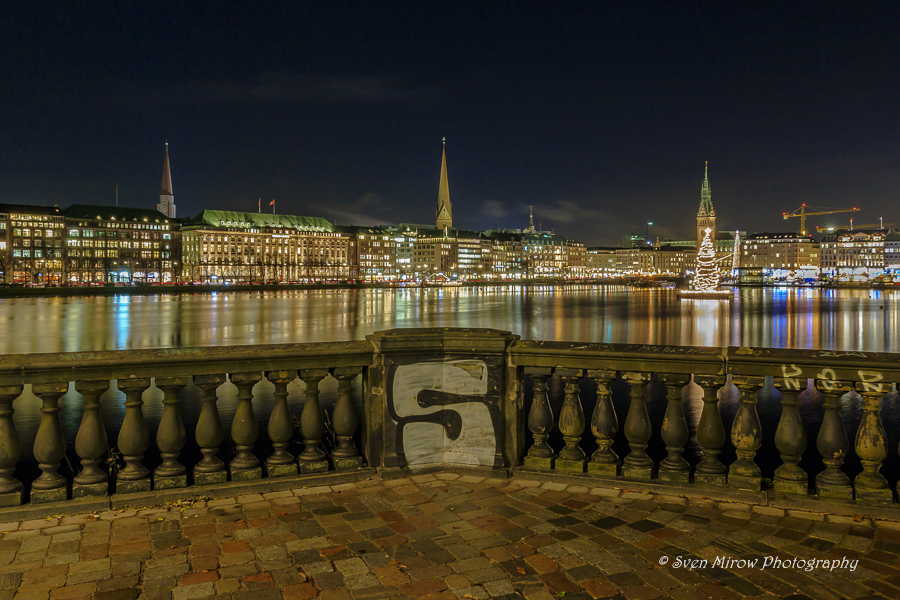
{"left": 2, "top": 4, "right": 898, "bottom": 246}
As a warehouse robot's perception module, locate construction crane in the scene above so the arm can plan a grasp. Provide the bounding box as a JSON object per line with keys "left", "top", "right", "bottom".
{"left": 782, "top": 204, "right": 860, "bottom": 236}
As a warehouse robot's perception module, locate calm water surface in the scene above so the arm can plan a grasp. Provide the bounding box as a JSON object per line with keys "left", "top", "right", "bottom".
{"left": 2, "top": 284, "right": 899, "bottom": 354}
{"left": 2, "top": 284, "right": 898, "bottom": 487}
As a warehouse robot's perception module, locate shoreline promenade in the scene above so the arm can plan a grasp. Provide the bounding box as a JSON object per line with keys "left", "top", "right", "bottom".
{"left": 2, "top": 470, "right": 898, "bottom": 600}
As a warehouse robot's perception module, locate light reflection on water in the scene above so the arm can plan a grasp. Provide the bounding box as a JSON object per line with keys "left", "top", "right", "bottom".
{"left": 1, "top": 285, "right": 898, "bottom": 354}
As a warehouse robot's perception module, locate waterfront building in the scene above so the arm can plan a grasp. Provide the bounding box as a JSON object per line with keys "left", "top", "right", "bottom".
{"left": 522, "top": 231, "right": 568, "bottom": 278}
{"left": 885, "top": 232, "right": 900, "bottom": 273}
{"left": 342, "top": 226, "right": 397, "bottom": 282}
{"left": 566, "top": 240, "right": 587, "bottom": 278}
{"left": 740, "top": 232, "right": 819, "bottom": 280}
{"left": 820, "top": 229, "right": 889, "bottom": 281}
{"left": 181, "top": 211, "right": 354, "bottom": 283}
{"left": 484, "top": 231, "right": 525, "bottom": 279}
{"left": 436, "top": 140, "right": 452, "bottom": 230}
{"left": 64, "top": 205, "right": 178, "bottom": 283}
{"left": 615, "top": 245, "right": 695, "bottom": 276}
{"left": 386, "top": 227, "right": 418, "bottom": 279}
{"left": 157, "top": 142, "right": 176, "bottom": 219}
{"left": 0, "top": 204, "right": 65, "bottom": 284}
{"left": 586, "top": 247, "right": 618, "bottom": 277}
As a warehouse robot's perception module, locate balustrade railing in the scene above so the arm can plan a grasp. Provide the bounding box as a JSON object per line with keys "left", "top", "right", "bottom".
{"left": 1, "top": 329, "right": 898, "bottom": 511}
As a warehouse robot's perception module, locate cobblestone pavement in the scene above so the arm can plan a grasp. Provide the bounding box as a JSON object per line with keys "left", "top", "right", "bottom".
{"left": 2, "top": 472, "right": 900, "bottom": 600}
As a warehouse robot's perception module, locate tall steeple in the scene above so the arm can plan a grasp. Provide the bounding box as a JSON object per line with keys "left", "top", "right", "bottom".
{"left": 436, "top": 138, "right": 452, "bottom": 230}
{"left": 157, "top": 142, "right": 176, "bottom": 218}
{"left": 527, "top": 205, "right": 535, "bottom": 231}
{"left": 696, "top": 161, "right": 716, "bottom": 248}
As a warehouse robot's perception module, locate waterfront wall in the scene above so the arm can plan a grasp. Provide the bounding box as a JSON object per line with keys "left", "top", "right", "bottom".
{"left": 1, "top": 328, "right": 899, "bottom": 515}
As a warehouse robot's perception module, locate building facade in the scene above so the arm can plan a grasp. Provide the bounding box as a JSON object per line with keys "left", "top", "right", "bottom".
{"left": 0, "top": 204, "right": 65, "bottom": 284}
{"left": 345, "top": 226, "right": 397, "bottom": 282}
{"left": 157, "top": 143, "right": 176, "bottom": 219}
{"left": 436, "top": 141, "right": 452, "bottom": 230}
{"left": 181, "top": 211, "right": 355, "bottom": 283}
{"left": 740, "top": 232, "right": 820, "bottom": 272}
{"left": 697, "top": 162, "right": 716, "bottom": 249}
{"left": 586, "top": 247, "right": 618, "bottom": 277}
{"left": 820, "top": 229, "right": 888, "bottom": 280}
{"left": 64, "top": 205, "right": 178, "bottom": 283}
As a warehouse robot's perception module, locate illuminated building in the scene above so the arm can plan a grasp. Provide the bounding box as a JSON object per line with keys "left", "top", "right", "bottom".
{"left": 64, "top": 205, "right": 178, "bottom": 283}
{"left": 181, "top": 211, "right": 355, "bottom": 283}
{"left": 0, "top": 204, "right": 65, "bottom": 284}
{"left": 740, "top": 232, "right": 819, "bottom": 277}
{"left": 522, "top": 231, "right": 568, "bottom": 278}
{"left": 696, "top": 162, "right": 716, "bottom": 249}
{"left": 820, "top": 229, "right": 889, "bottom": 280}
{"left": 566, "top": 241, "right": 587, "bottom": 278}
{"left": 342, "top": 226, "right": 397, "bottom": 282}
{"left": 586, "top": 247, "right": 618, "bottom": 277}
{"left": 435, "top": 140, "right": 452, "bottom": 230}
{"left": 614, "top": 245, "right": 695, "bottom": 276}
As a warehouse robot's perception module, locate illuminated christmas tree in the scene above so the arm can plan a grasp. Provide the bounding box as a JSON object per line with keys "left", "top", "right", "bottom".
{"left": 693, "top": 227, "right": 719, "bottom": 291}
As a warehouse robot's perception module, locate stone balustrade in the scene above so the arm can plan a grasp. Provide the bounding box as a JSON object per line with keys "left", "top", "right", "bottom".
{"left": 1, "top": 329, "right": 899, "bottom": 512}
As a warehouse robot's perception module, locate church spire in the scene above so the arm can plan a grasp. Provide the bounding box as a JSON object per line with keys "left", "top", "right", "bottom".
{"left": 436, "top": 137, "right": 452, "bottom": 229}
{"left": 528, "top": 205, "right": 535, "bottom": 231}
{"left": 157, "top": 142, "right": 176, "bottom": 218}
{"left": 698, "top": 160, "right": 713, "bottom": 217}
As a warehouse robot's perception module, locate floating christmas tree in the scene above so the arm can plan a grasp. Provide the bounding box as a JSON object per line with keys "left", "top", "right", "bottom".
{"left": 677, "top": 227, "right": 732, "bottom": 299}
{"left": 694, "top": 227, "right": 719, "bottom": 291}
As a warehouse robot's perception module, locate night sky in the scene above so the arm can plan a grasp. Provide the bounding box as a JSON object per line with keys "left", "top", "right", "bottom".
{"left": 2, "top": 3, "right": 898, "bottom": 245}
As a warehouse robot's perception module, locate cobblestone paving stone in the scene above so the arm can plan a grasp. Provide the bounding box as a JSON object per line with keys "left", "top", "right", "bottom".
{"left": 1, "top": 472, "right": 900, "bottom": 599}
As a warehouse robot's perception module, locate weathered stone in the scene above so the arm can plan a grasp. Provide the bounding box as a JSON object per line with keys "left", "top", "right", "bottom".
{"left": 72, "top": 483, "right": 108, "bottom": 498}
{"left": 154, "top": 474, "right": 188, "bottom": 490}
{"left": 298, "top": 460, "right": 329, "bottom": 475}
{"left": 231, "top": 467, "right": 263, "bottom": 482}
{"left": 334, "top": 456, "right": 364, "bottom": 471}
{"left": 266, "top": 463, "right": 298, "bottom": 477}
{"left": 116, "top": 479, "right": 151, "bottom": 494}
{"left": 31, "top": 487, "right": 68, "bottom": 504}
{"left": 523, "top": 456, "right": 554, "bottom": 470}
{"left": 195, "top": 471, "right": 227, "bottom": 486}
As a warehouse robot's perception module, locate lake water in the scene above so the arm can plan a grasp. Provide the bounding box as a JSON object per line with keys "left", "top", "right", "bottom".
{"left": 2, "top": 285, "right": 898, "bottom": 490}
{"left": 2, "top": 284, "right": 899, "bottom": 354}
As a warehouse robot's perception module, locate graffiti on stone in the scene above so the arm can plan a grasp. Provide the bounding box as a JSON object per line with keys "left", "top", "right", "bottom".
{"left": 385, "top": 359, "right": 502, "bottom": 468}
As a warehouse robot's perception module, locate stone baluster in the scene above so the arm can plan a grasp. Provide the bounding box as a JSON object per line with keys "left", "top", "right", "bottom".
{"left": 332, "top": 367, "right": 364, "bottom": 470}
{"left": 31, "top": 382, "right": 70, "bottom": 503}
{"left": 230, "top": 372, "right": 263, "bottom": 481}
{"left": 587, "top": 370, "right": 618, "bottom": 476}
{"left": 814, "top": 378, "right": 853, "bottom": 500}
{"left": 772, "top": 377, "right": 808, "bottom": 495}
{"left": 73, "top": 381, "right": 109, "bottom": 498}
{"left": 193, "top": 374, "right": 228, "bottom": 485}
{"left": 117, "top": 378, "right": 152, "bottom": 493}
{"left": 621, "top": 372, "right": 653, "bottom": 480}
{"left": 658, "top": 374, "right": 691, "bottom": 483}
{"left": 524, "top": 368, "right": 555, "bottom": 470}
{"left": 693, "top": 376, "right": 727, "bottom": 486}
{"left": 854, "top": 382, "right": 892, "bottom": 505}
{"left": 729, "top": 376, "right": 764, "bottom": 492}
{"left": 266, "top": 370, "right": 298, "bottom": 477}
{"left": 0, "top": 385, "right": 24, "bottom": 506}
{"left": 555, "top": 368, "right": 587, "bottom": 473}
{"left": 155, "top": 377, "right": 189, "bottom": 489}
{"left": 298, "top": 369, "right": 330, "bottom": 473}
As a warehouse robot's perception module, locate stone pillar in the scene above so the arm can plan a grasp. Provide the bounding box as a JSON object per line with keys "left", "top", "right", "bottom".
{"left": 729, "top": 376, "right": 764, "bottom": 492}
{"left": 772, "top": 378, "right": 808, "bottom": 495}
{"left": 555, "top": 368, "right": 586, "bottom": 473}
{"left": 814, "top": 379, "right": 853, "bottom": 500}
{"left": 266, "top": 370, "right": 298, "bottom": 477}
{"left": 332, "top": 367, "right": 364, "bottom": 470}
{"left": 31, "top": 382, "right": 70, "bottom": 503}
{"left": 117, "top": 378, "right": 152, "bottom": 494}
{"left": 524, "top": 368, "right": 555, "bottom": 470}
{"left": 73, "top": 380, "right": 109, "bottom": 498}
{"left": 0, "top": 385, "right": 24, "bottom": 506}
{"left": 194, "top": 374, "right": 227, "bottom": 485}
{"left": 587, "top": 370, "right": 618, "bottom": 477}
{"left": 854, "top": 384, "right": 892, "bottom": 506}
{"left": 229, "top": 372, "right": 263, "bottom": 481}
{"left": 154, "top": 377, "right": 189, "bottom": 489}
{"left": 693, "top": 376, "right": 727, "bottom": 486}
{"left": 658, "top": 374, "right": 691, "bottom": 483}
{"left": 298, "top": 369, "right": 330, "bottom": 474}
{"left": 621, "top": 372, "right": 653, "bottom": 480}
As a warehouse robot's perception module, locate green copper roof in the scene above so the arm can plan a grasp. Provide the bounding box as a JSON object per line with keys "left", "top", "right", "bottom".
{"left": 184, "top": 210, "right": 334, "bottom": 232}
{"left": 698, "top": 162, "right": 714, "bottom": 216}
